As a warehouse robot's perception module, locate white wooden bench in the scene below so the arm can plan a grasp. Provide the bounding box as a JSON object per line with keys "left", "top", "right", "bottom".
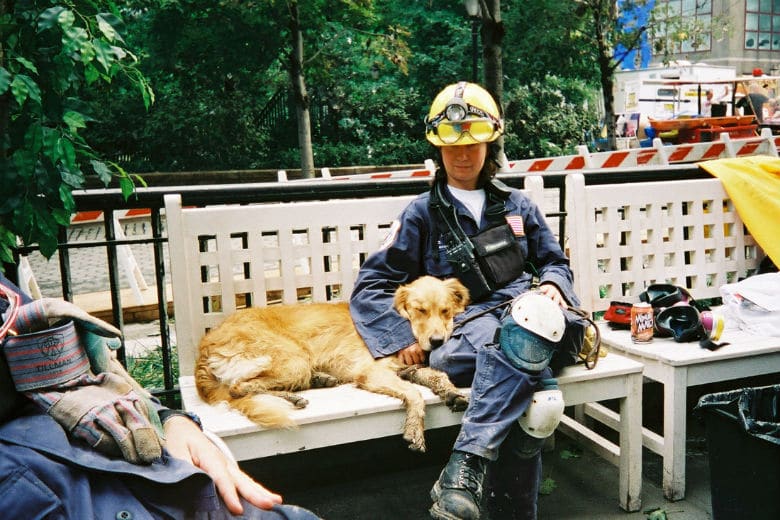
{"left": 164, "top": 177, "right": 644, "bottom": 511}
{"left": 565, "top": 172, "right": 779, "bottom": 501}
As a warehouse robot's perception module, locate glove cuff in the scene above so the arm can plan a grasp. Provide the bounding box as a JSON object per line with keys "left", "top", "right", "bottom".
{"left": 3, "top": 319, "right": 90, "bottom": 391}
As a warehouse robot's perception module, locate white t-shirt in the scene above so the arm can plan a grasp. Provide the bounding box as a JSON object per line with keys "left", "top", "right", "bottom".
{"left": 447, "top": 186, "right": 486, "bottom": 227}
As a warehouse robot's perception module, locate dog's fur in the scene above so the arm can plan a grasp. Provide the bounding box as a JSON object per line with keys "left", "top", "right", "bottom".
{"left": 195, "top": 276, "right": 470, "bottom": 452}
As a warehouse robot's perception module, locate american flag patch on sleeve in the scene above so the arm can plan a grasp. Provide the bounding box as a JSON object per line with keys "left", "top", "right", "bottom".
{"left": 506, "top": 215, "right": 524, "bottom": 237}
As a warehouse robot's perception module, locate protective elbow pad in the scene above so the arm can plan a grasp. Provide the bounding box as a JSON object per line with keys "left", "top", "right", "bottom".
{"left": 499, "top": 291, "right": 565, "bottom": 372}
{"left": 518, "top": 381, "right": 565, "bottom": 439}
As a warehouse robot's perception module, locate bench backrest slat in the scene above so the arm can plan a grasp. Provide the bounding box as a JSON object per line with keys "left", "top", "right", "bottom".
{"left": 165, "top": 177, "right": 545, "bottom": 378}
{"left": 565, "top": 173, "right": 764, "bottom": 313}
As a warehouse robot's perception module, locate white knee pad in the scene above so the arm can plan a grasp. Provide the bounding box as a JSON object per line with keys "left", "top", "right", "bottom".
{"left": 518, "top": 388, "right": 565, "bottom": 439}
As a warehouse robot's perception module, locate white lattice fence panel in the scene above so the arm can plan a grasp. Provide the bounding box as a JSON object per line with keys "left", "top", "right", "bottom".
{"left": 567, "top": 176, "right": 763, "bottom": 313}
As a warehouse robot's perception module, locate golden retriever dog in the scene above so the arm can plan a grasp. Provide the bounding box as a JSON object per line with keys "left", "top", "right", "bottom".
{"left": 195, "top": 276, "right": 470, "bottom": 452}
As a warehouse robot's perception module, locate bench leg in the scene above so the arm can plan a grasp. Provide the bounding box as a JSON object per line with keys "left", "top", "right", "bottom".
{"left": 619, "top": 372, "right": 643, "bottom": 512}
{"left": 662, "top": 369, "right": 688, "bottom": 501}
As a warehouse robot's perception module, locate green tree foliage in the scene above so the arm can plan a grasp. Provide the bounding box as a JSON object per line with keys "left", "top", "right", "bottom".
{"left": 502, "top": 1, "right": 597, "bottom": 89}
{"left": 504, "top": 75, "right": 599, "bottom": 159}
{"left": 0, "top": 1, "right": 151, "bottom": 260}
{"left": 84, "top": 0, "right": 599, "bottom": 175}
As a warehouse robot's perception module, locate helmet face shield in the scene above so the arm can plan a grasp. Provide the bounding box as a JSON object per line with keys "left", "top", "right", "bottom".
{"left": 425, "top": 81, "right": 504, "bottom": 146}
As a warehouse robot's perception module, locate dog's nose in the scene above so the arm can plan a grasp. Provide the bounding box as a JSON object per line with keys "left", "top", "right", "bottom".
{"left": 429, "top": 336, "right": 444, "bottom": 349}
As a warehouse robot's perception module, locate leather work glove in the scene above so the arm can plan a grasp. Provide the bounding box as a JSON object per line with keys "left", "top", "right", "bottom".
{"left": 2, "top": 298, "right": 164, "bottom": 464}
{"left": 25, "top": 371, "right": 163, "bottom": 464}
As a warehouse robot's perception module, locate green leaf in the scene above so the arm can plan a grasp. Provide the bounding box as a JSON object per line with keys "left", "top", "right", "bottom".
{"left": 84, "top": 63, "right": 101, "bottom": 85}
{"left": 91, "top": 160, "right": 113, "bottom": 185}
{"left": 59, "top": 163, "right": 85, "bottom": 189}
{"left": 24, "top": 123, "right": 43, "bottom": 154}
{"left": 13, "top": 57, "right": 37, "bottom": 74}
{"left": 58, "top": 184, "right": 76, "bottom": 215}
{"left": 38, "top": 6, "right": 67, "bottom": 32}
{"left": 0, "top": 67, "right": 12, "bottom": 95}
{"left": 10, "top": 75, "right": 29, "bottom": 106}
{"left": 560, "top": 448, "right": 582, "bottom": 460}
{"left": 131, "top": 173, "right": 148, "bottom": 188}
{"left": 643, "top": 507, "right": 669, "bottom": 520}
{"left": 96, "top": 13, "right": 126, "bottom": 44}
{"left": 119, "top": 175, "right": 135, "bottom": 199}
{"left": 42, "top": 128, "right": 60, "bottom": 164}
{"left": 97, "top": 14, "right": 119, "bottom": 42}
{"left": 37, "top": 231, "right": 59, "bottom": 260}
{"left": 10, "top": 75, "right": 41, "bottom": 106}
{"left": 63, "top": 110, "right": 87, "bottom": 133}
{"left": 59, "top": 138, "right": 77, "bottom": 171}
{"left": 111, "top": 45, "right": 127, "bottom": 61}
{"left": 139, "top": 77, "right": 155, "bottom": 109}
{"left": 538, "top": 477, "right": 557, "bottom": 495}
{"left": 93, "top": 39, "right": 116, "bottom": 73}
{"left": 57, "top": 8, "right": 76, "bottom": 29}
{"left": 63, "top": 26, "right": 89, "bottom": 55}
{"left": 80, "top": 40, "right": 96, "bottom": 64}
{"left": 0, "top": 226, "right": 16, "bottom": 264}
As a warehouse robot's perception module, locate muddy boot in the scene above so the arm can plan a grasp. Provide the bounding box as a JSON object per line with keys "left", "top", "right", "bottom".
{"left": 430, "top": 450, "right": 490, "bottom": 520}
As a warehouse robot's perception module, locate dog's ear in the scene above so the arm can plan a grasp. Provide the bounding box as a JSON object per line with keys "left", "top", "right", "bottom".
{"left": 445, "top": 278, "right": 470, "bottom": 313}
{"left": 394, "top": 285, "right": 411, "bottom": 319}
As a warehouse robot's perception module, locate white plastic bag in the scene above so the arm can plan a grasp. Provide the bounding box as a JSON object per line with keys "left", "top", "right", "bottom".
{"left": 719, "top": 273, "right": 780, "bottom": 337}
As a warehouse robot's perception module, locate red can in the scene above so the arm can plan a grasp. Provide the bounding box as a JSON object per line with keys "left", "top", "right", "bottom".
{"left": 630, "top": 302, "right": 654, "bottom": 343}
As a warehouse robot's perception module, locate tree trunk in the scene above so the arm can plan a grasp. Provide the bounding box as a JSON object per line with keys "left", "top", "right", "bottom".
{"left": 288, "top": 0, "right": 315, "bottom": 178}
{"left": 595, "top": 0, "right": 617, "bottom": 151}
{"left": 481, "top": 0, "right": 507, "bottom": 166}
{"left": 482, "top": 0, "right": 504, "bottom": 105}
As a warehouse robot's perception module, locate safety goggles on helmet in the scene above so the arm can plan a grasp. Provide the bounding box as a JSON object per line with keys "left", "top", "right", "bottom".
{"left": 425, "top": 81, "right": 503, "bottom": 146}
{"left": 427, "top": 118, "right": 499, "bottom": 145}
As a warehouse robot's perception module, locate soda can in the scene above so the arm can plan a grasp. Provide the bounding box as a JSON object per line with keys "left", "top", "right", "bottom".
{"left": 630, "top": 302, "right": 654, "bottom": 343}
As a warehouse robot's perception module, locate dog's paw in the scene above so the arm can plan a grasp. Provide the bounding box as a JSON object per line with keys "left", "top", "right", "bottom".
{"left": 310, "top": 372, "right": 338, "bottom": 388}
{"left": 444, "top": 391, "right": 469, "bottom": 412}
{"left": 404, "top": 430, "right": 427, "bottom": 453}
{"left": 397, "top": 364, "right": 421, "bottom": 380}
{"left": 286, "top": 394, "right": 309, "bottom": 409}
{"left": 228, "top": 382, "right": 252, "bottom": 398}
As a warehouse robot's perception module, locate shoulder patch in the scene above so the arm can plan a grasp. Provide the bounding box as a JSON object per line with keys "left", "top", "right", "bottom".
{"left": 380, "top": 219, "right": 401, "bottom": 250}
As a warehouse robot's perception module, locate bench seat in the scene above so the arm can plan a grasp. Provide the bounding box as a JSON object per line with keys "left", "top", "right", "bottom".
{"left": 164, "top": 180, "right": 644, "bottom": 512}
{"left": 179, "top": 354, "right": 644, "bottom": 511}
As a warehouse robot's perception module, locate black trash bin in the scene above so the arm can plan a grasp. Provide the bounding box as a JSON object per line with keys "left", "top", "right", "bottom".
{"left": 694, "top": 385, "right": 780, "bottom": 520}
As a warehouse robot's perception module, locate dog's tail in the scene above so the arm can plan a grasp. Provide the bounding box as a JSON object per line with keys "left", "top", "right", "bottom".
{"left": 195, "top": 363, "right": 297, "bottom": 429}
{"left": 229, "top": 395, "right": 298, "bottom": 429}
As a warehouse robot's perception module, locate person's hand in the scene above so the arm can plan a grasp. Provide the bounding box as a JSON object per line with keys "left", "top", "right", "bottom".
{"left": 163, "top": 416, "right": 283, "bottom": 515}
{"left": 538, "top": 283, "right": 566, "bottom": 308}
{"left": 396, "top": 342, "right": 426, "bottom": 365}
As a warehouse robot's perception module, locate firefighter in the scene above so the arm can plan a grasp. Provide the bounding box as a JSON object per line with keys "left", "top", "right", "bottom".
{"left": 350, "top": 82, "right": 582, "bottom": 519}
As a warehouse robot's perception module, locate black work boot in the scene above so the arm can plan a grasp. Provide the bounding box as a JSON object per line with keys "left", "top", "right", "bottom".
{"left": 430, "top": 450, "right": 490, "bottom": 520}
{"left": 486, "top": 424, "right": 543, "bottom": 520}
